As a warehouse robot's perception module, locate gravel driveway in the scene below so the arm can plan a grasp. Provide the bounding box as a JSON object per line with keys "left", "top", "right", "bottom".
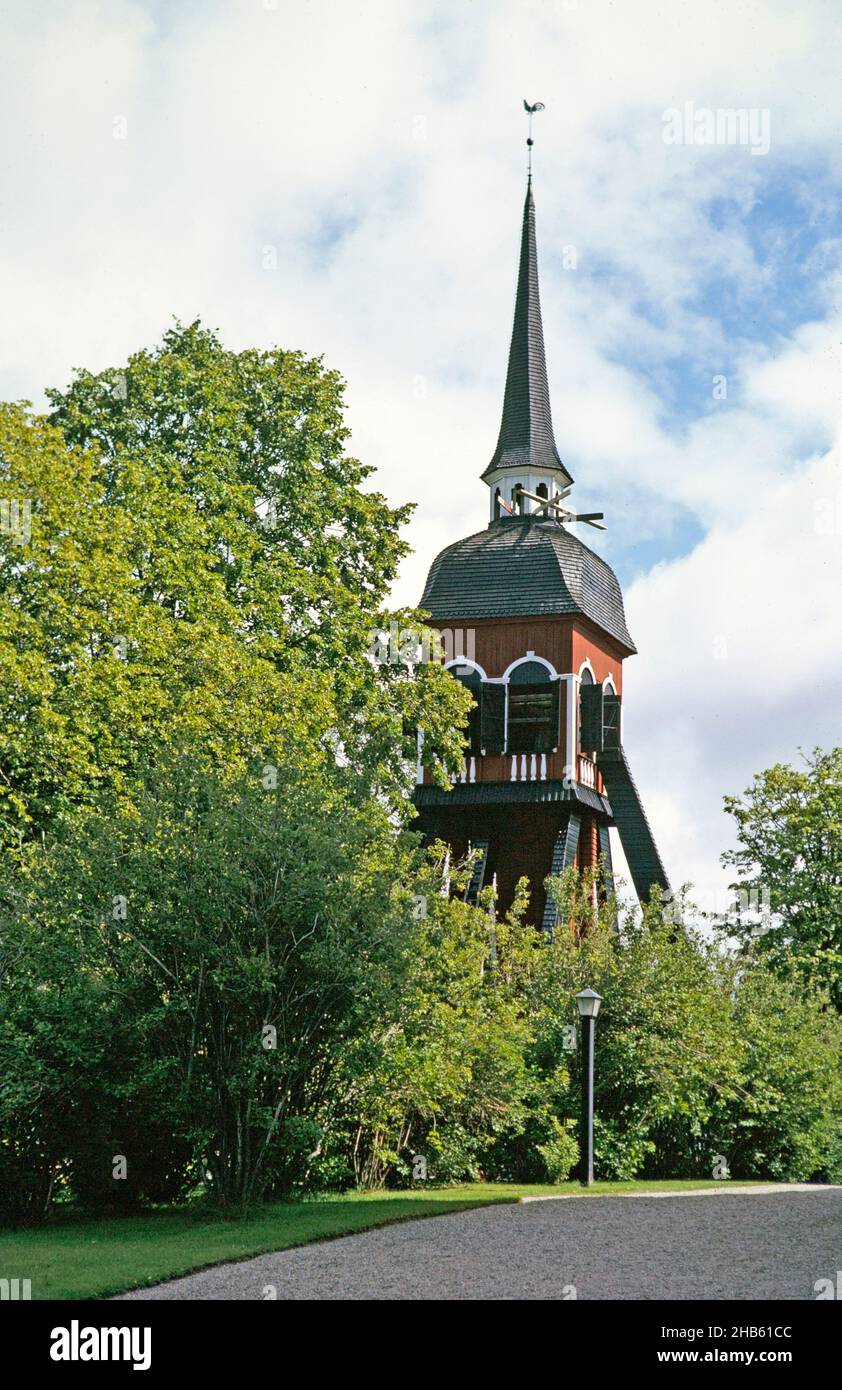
{"left": 117, "top": 1187, "right": 842, "bottom": 1301}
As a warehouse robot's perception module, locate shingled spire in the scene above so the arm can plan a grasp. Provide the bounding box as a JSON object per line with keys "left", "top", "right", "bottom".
{"left": 482, "top": 175, "right": 573, "bottom": 488}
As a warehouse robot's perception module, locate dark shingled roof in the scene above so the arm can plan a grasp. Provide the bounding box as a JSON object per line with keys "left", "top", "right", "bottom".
{"left": 414, "top": 779, "right": 613, "bottom": 817}
{"left": 420, "top": 514, "right": 636, "bottom": 653}
{"left": 482, "top": 177, "right": 573, "bottom": 487}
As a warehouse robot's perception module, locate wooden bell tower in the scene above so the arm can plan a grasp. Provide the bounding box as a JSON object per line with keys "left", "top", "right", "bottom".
{"left": 413, "top": 130, "right": 669, "bottom": 927}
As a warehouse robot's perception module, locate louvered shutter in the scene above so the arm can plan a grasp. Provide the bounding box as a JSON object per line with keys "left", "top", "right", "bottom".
{"left": 603, "top": 693, "right": 621, "bottom": 751}
{"left": 548, "top": 678, "right": 561, "bottom": 749}
{"left": 481, "top": 683, "right": 506, "bottom": 753}
{"left": 579, "top": 682, "right": 604, "bottom": 753}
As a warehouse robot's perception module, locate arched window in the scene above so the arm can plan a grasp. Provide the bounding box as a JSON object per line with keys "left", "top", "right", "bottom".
{"left": 450, "top": 666, "right": 483, "bottom": 755}
{"left": 494, "top": 487, "right": 502, "bottom": 519}
{"left": 507, "top": 660, "right": 559, "bottom": 753}
{"left": 536, "top": 482, "right": 548, "bottom": 510}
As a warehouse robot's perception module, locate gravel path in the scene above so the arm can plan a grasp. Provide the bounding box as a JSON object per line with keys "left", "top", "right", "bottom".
{"left": 118, "top": 1187, "right": 842, "bottom": 1301}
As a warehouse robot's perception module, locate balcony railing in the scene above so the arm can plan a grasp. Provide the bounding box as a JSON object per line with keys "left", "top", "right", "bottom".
{"left": 510, "top": 752, "right": 548, "bottom": 782}
{"left": 444, "top": 752, "right": 552, "bottom": 785}
{"left": 428, "top": 750, "right": 595, "bottom": 790}
{"left": 578, "top": 754, "right": 596, "bottom": 788}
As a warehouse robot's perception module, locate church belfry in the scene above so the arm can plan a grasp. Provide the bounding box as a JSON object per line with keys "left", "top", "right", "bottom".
{"left": 413, "top": 111, "right": 669, "bottom": 926}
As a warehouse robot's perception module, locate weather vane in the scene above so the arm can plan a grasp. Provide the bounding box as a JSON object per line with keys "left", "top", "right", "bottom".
{"left": 523, "top": 99, "right": 545, "bottom": 176}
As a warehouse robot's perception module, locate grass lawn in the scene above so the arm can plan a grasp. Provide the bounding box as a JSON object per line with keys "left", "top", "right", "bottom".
{"left": 1, "top": 1180, "right": 769, "bottom": 1300}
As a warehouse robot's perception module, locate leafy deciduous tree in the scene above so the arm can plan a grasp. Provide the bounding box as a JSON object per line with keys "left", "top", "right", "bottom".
{"left": 722, "top": 747, "right": 842, "bottom": 1009}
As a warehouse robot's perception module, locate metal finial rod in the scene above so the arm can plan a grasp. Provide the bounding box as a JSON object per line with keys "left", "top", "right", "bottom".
{"left": 523, "top": 99, "right": 545, "bottom": 176}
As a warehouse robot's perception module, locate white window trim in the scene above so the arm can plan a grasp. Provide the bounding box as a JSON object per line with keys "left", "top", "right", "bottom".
{"left": 502, "top": 651, "right": 559, "bottom": 682}
{"left": 603, "top": 676, "right": 621, "bottom": 743}
{"left": 444, "top": 657, "right": 488, "bottom": 681}
{"left": 561, "top": 673, "right": 577, "bottom": 772}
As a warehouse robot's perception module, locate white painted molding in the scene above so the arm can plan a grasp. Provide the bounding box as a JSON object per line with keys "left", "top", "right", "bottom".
{"left": 561, "top": 673, "right": 578, "bottom": 770}
{"left": 444, "top": 656, "right": 488, "bottom": 681}
{"left": 502, "top": 652, "right": 559, "bottom": 681}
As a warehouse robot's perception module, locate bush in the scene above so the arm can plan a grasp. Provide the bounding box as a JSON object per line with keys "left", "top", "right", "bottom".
{"left": 710, "top": 965, "right": 842, "bottom": 1182}
{"left": 505, "top": 870, "right": 842, "bottom": 1184}
{"left": 3, "top": 827, "right": 841, "bottom": 1223}
{"left": 339, "top": 870, "right": 535, "bottom": 1189}
{"left": 536, "top": 1119, "right": 580, "bottom": 1184}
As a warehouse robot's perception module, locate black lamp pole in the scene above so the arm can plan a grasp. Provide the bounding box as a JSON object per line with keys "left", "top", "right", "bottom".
{"left": 576, "top": 988, "right": 602, "bottom": 1186}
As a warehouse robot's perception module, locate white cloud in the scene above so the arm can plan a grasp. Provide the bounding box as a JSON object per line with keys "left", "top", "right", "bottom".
{"left": 624, "top": 425, "right": 842, "bottom": 910}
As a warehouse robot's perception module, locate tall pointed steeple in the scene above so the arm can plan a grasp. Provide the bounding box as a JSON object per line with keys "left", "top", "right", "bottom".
{"left": 482, "top": 175, "right": 573, "bottom": 490}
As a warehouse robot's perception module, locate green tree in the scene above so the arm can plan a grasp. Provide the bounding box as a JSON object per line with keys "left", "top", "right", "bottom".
{"left": 709, "top": 964, "right": 842, "bottom": 1182}
{"left": 722, "top": 748, "right": 842, "bottom": 1008}
{"left": 1, "top": 755, "right": 426, "bottom": 1211}
{"left": 342, "top": 862, "right": 536, "bottom": 1188}
{"left": 0, "top": 322, "right": 470, "bottom": 847}
{"left": 522, "top": 874, "right": 741, "bottom": 1180}
{"left": 0, "top": 770, "right": 543, "bottom": 1213}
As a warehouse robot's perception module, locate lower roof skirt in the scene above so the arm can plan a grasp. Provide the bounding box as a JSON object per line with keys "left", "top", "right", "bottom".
{"left": 412, "top": 779, "right": 612, "bottom": 817}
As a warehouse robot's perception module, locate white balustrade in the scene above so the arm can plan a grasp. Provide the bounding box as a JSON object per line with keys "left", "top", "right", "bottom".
{"left": 507, "top": 751, "right": 550, "bottom": 783}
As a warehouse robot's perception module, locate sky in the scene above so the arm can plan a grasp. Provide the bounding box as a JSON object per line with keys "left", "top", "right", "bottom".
{"left": 1, "top": 0, "right": 841, "bottom": 911}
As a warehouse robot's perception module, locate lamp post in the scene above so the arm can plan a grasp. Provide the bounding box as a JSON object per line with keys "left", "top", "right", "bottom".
{"left": 576, "top": 988, "right": 602, "bottom": 1186}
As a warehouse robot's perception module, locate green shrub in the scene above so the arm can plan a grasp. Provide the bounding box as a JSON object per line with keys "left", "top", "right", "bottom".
{"left": 536, "top": 1118, "right": 579, "bottom": 1183}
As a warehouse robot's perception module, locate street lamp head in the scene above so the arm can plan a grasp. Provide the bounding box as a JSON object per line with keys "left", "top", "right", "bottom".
{"left": 576, "top": 988, "right": 603, "bottom": 1019}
